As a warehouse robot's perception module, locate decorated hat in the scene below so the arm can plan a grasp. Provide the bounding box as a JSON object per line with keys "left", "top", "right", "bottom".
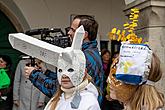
{"left": 108, "top": 8, "right": 153, "bottom": 85}
{"left": 108, "top": 8, "right": 145, "bottom": 44}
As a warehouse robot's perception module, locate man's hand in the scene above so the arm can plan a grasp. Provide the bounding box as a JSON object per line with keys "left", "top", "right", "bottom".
{"left": 24, "top": 66, "right": 36, "bottom": 78}
{"left": 35, "top": 59, "right": 47, "bottom": 73}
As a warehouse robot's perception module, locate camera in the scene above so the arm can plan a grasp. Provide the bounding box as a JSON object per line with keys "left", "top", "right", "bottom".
{"left": 21, "top": 56, "right": 36, "bottom": 67}
{"left": 25, "top": 27, "right": 71, "bottom": 48}
{"left": 24, "top": 28, "right": 71, "bottom": 67}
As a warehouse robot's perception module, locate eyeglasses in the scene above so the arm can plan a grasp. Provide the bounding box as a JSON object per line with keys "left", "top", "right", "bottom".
{"left": 66, "top": 27, "right": 76, "bottom": 32}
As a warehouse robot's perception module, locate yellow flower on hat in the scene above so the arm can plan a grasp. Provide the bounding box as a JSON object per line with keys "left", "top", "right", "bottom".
{"left": 131, "top": 8, "right": 139, "bottom": 13}
{"left": 138, "top": 37, "right": 143, "bottom": 44}
{"left": 108, "top": 8, "right": 148, "bottom": 44}
{"left": 123, "top": 23, "right": 129, "bottom": 27}
{"left": 109, "top": 28, "right": 117, "bottom": 40}
{"left": 116, "top": 30, "right": 121, "bottom": 35}
{"left": 111, "top": 28, "right": 117, "bottom": 34}
{"left": 117, "top": 34, "right": 122, "bottom": 41}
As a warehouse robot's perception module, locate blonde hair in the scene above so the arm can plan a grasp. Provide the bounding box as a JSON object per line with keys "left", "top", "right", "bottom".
{"left": 49, "top": 74, "right": 92, "bottom": 110}
{"left": 128, "top": 53, "right": 164, "bottom": 110}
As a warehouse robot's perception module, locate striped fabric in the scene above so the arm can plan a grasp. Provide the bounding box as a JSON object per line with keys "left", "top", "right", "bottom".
{"left": 82, "top": 40, "right": 104, "bottom": 105}
{"left": 29, "top": 69, "right": 58, "bottom": 98}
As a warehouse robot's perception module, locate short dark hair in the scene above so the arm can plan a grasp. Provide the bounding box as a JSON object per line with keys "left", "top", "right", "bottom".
{"left": 73, "top": 15, "right": 98, "bottom": 41}
{"left": 0, "top": 54, "right": 12, "bottom": 68}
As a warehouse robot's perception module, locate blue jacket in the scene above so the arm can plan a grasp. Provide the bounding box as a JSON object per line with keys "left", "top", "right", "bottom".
{"left": 29, "top": 40, "right": 104, "bottom": 105}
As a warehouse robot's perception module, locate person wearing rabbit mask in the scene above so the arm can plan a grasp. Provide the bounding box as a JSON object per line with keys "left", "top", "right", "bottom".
{"left": 24, "top": 15, "right": 104, "bottom": 106}
{"left": 44, "top": 41, "right": 100, "bottom": 110}
{"left": 24, "top": 25, "right": 100, "bottom": 110}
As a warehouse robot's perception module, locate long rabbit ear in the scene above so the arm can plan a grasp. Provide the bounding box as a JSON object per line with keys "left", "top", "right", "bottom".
{"left": 8, "top": 33, "right": 64, "bottom": 67}
{"left": 71, "top": 25, "right": 85, "bottom": 50}
{"left": 61, "top": 25, "right": 85, "bottom": 64}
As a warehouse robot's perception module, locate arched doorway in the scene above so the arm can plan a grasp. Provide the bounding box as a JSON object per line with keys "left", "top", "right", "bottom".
{"left": 0, "top": 10, "right": 22, "bottom": 72}
{"left": 0, "top": 1, "right": 30, "bottom": 72}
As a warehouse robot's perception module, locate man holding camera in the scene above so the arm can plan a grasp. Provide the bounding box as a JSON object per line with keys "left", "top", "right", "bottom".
{"left": 25, "top": 15, "right": 104, "bottom": 106}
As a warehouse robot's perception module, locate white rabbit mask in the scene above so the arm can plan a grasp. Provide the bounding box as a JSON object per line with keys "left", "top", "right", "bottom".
{"left": 57, "top": 49, "right": 86, "bottom": 86}
{"left": 9, "top": 25, "right": 85, "bottom": 87}
{"left": 57, "top": 25, "right": 86, "bottom": 87}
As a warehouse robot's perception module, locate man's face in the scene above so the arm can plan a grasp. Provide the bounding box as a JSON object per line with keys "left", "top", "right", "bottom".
{"left": 67, "top": 19, "right": 80, "bottom": 42}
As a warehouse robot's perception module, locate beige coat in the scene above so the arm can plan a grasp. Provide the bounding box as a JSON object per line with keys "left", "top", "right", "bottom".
{"left": 13, "top": 59, "right": 46, "bottom": 110}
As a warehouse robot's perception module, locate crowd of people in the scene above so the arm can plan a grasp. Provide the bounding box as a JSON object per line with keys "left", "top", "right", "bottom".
{"left": 0, "top": 14, "right": 164, "bottom": 110}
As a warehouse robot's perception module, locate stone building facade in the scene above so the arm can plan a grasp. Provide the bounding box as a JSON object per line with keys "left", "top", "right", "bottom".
{"left": 124, "top": 1, "right": 165, "bottom": 108}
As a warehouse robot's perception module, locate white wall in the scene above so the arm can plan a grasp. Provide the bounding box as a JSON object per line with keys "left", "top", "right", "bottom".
{"left": 13, "top": 0, "right": 126, "bottom": 40}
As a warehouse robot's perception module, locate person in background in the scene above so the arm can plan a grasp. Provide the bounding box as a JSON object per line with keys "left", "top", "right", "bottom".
{"left": 0, "top": 54, "right": 14, "bottom": 110}
{"left": 101, "top": 49, "right": 111, "bottom": 110}
{"left": 108, "top": 52, "right": 164, "bottom": 110}
{"left": 101, "top": 49, "right": 111, "bottom": 79}
{"left": 24, "top": 15, "right": 104, "bottom": 106}
{"left": 101, "top": 50, "right": 124, "bottom": 110}
{"left": 13, "top": 56, "right": 46, "bottom": 110}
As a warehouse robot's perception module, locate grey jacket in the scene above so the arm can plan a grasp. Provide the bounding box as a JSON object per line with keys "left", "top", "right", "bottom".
{"left": 13, "top": 59, "right": 46, "bottom": 110}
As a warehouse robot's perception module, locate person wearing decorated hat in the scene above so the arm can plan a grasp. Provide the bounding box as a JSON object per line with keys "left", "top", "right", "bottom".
{"left": 0, "top": 54, "right": 14, "bottom": 110}
{"left": 107, "top": 8, "right": 164, "bottom": 110}
{"left": 107, "top": 43, "right": 164, "bottom": 110}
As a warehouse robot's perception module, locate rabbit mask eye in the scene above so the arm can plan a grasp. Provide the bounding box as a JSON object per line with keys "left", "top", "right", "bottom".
{"left": 68, "top": 68, "right": 74, "bottom": 72}
{"left": 58, "top": 69, "right": 62, "bottom": 73}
